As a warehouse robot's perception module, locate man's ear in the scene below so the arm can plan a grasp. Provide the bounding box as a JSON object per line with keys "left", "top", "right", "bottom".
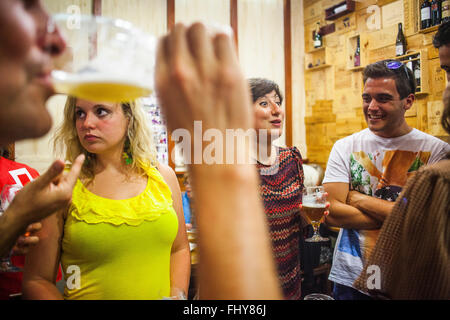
{"left": 403, "top": 93, "right": 415, "bottom": 111}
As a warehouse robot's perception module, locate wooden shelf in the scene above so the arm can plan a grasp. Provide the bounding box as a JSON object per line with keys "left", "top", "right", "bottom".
{"left": 390, "top": 50, "right": 429, "bottom": 95}
{"left": 307, "top": 47, "right": 326, "bottom": 54}
{"left": 306, "top": 64, "right": 332, "bottom": 72}
{"left": 418, "top": 24, "right": 439, "bottom": 34}
{"left": 348, "top": 65, "right": 364, "bottom": 71}
{"left": 305, "top": 47, "right": 332, "bottom": 72}
{"left": 325, "top": 0, "right": 355, "bottom": 21}
{"left": 395, "top": 51, "right": 422, "bottom": 60}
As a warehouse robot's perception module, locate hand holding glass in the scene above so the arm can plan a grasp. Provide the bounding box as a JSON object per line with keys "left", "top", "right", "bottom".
{"left": 302, "top": 186, "right": 329, "bottom": 242}
{"left": 0, "top": 184, "right": 23, "bottom": 272}
{"left": 51, "top": 14, "right": 156, "bottom": 102}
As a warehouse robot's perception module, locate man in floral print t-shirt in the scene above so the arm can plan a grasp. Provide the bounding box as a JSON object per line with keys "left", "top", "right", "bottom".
{"left": 322, "top": 60, "right": 450, "bottom": 300}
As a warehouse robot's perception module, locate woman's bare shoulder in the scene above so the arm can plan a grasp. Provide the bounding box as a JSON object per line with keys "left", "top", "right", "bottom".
{"left": 156, "top": 163, "right": 179, "bottom": 189}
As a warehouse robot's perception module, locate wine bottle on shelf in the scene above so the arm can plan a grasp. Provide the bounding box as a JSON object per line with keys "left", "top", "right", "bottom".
{"left": 354, "top": 36, "right": 361, "bottom": 67}
{"left": 313, "top": 22, "right": 322, "bottom": 49}
{"left": 421, "top": 0, "right": 432, "bottom": 29}
{"left": 442, "top": 0, "right": 450, "bottom": 22}
{"left": 395, "top": 23, "right": 407, "bottom": 56}
{"left": 431, "top": 0, "right": 442, "bottom": 26}
{"left": 414, "top": 61, "right": 421, "bottom": 89}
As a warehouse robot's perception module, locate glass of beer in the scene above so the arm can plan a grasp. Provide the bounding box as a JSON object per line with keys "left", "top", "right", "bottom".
{"left": 304, "top": 293, "right": 334, "bottom": 300}
{"left": 302, "top": 186, "right": 328, "bottom": 242}
{"left": 50, "top": 14, "right": 156, "bottom": 102}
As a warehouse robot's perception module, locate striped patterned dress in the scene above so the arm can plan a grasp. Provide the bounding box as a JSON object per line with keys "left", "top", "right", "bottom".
{"left": 257, "top": 147, "right": 304, "bottom": 300}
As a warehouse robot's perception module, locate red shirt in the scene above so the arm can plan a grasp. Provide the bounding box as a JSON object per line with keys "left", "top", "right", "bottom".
{"left": 0, "top": 157, "right": 61, "bottom": 299}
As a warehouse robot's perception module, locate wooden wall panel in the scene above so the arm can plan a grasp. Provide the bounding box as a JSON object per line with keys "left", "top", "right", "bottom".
{"left": 101, "top": 0, "right": 167, "bottom": 37}
{"left": 238, "top": 0, "right": 286, "bottom": 146}
{"left": 429, "top": 58, "right": 448, "bottom": 101}
{"left": 284, "top": 0, "right": 293, "bottom": 147}
{"left": 291, "top": 0, "right": 307, "bottom": 156}
{"left": 175, "top": 0, "right": 230, "bottom": 26}
{"left": 43, "top": 0, "right": 92, "bottom": 15}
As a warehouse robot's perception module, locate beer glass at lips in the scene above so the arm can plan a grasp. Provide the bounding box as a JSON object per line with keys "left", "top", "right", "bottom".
{"left": 302, "top": 186, "right": 329, "bottom": 242}
{"left": 50, "top": 14, "right": 157, "bottom": 102}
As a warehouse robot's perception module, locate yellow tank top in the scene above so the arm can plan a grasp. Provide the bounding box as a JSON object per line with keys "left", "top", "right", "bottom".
{"left": 61, "top": 165, "right": 178, "bottom": 300}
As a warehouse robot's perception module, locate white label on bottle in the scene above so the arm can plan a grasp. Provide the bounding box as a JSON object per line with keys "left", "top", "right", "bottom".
{"left": 421, "top": 8, "right": 431, "bottom": 20}
{"left": 443, "top": 2, "right": 450, "bottom": 18}
{"left": 314, "top": 40, "right": 321, "bottom": 47}
{"left": 406, "top": 61, "right": 413, "bottom": 71}
{"left": 396, "top": 44, "right": 404, "bottom": 56}
{"left": 415, "top": 68, "right": 420, "bottom": 79}
{"left": 334, "top": 4, "right": 347, "bottom": 14}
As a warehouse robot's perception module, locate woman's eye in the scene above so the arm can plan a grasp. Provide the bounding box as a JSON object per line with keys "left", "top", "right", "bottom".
{"left": 96, "top": 108, "right": 109, "bottom": 116}
{"left": 259, "top": 101, "right": 268, "bottom": 107}
{"left": 75, "top": 110, "right": 85, "bottom": 119}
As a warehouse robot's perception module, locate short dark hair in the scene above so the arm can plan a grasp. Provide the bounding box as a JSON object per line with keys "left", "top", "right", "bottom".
{"left": 363, "top": 59, "right": 416, "bottom": 99}
{"left": 433, "top": 21, "right": 450, "bottom": 48}
{"left": 0, "top": 146, "right": 10, "bottom": 159}
{"left": 248, "top": 78, "right": 283, "bottom": 104}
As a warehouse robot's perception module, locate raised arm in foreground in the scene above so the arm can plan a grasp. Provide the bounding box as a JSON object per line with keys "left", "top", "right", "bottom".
{"left": 155, "top": 23, "right": 282, "bottom": 299}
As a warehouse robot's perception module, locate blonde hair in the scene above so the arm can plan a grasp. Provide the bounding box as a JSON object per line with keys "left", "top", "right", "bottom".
{"left": 53, "top": 96, "right": 158, "bottom": 179}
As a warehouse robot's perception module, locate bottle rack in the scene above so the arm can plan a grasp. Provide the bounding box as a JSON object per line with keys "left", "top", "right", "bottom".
{"left": 417, "top": 0, "right": 445, "bottom": 33}
{"left": 305, "top": 47, "right": 332, "bottom": 72}
{"left": 346, "top": 33, "right": 367, "bottom": 71}
{"left": 325, "top": 0, "right": 355, "bottom": 21}
{"left": 391, "top": 50, "right": 429, "bottom": 95}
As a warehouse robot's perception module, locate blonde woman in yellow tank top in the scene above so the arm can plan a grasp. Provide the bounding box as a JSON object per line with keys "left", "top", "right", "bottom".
{"left": 22, "top": 97, "right": 191, "bottom": 300}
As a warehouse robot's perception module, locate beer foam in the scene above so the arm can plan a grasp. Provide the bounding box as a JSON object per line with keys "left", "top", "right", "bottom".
{"left": 52, "top": 70, "right": 150, "bottom": 89}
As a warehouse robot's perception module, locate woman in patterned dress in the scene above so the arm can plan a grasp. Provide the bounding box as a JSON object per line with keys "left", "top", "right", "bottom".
{"left": 249, "top": 78, "right": 305, "bottom": 299}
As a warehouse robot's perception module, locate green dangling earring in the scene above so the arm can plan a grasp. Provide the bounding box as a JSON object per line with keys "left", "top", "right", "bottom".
{"left": 85, "top": 152, "right": 93, "bottom": 166}
{"left": 122, "top": 139, "right": 132, "bottom": 165}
